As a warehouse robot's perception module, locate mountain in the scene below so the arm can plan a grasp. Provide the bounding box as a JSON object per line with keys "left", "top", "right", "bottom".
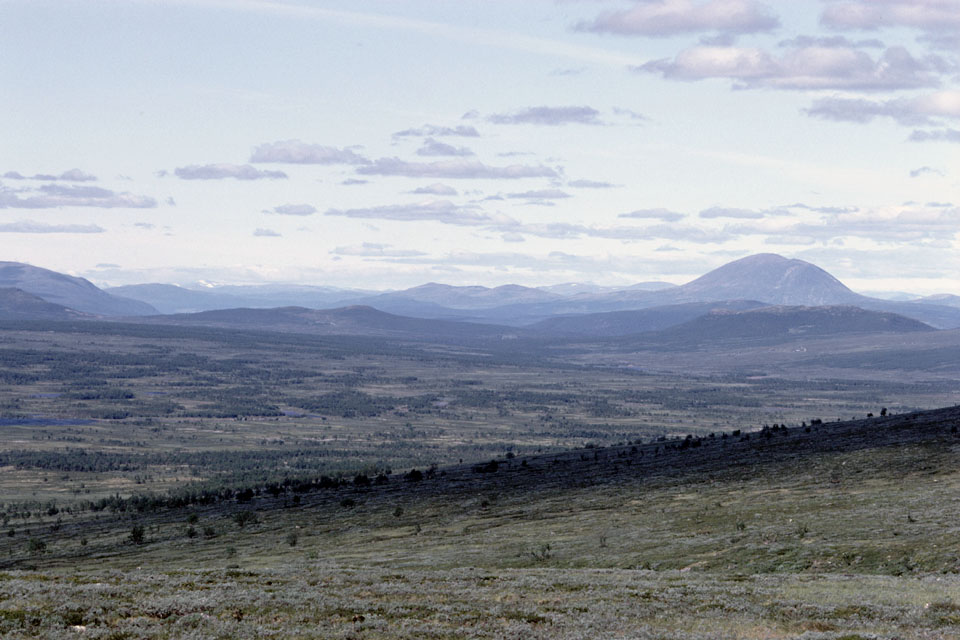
{"left": 537, "top": 281, "right": 675, "bottom": 296}
{"left": 147, "top": 305, "right": 522, "bottom": 341}
{"left": 360, "top": 283, "right": 563, "bottom": 311}
{"left": 105, "top": 283, "right": 370, "bottom": 314}
{"left": 0, "top": 287, "right": 92, "bottom": 321}
{"left": 0, "top": 262, "right": 157, "bottom": 316}
{"left": 672, "top": 253, "right": 863, "bottom": 305}
{"left": 918, "top": 293, "right": 960, "bottom": 309}
{"left": 648, "top": 305, "right": 934, "bottom": 345}
{"left": 425, "top": 254, "right": 960, "bottom": 329}
{"left": 529, "top": 300, "right": 767, "bottom": 337}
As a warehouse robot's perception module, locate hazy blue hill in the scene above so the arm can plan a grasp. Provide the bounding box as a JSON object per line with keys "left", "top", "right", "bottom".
{"left": 106, "top": 283, "right": 249, "bottom": 314}
{"left": 918, "top": 293, "right": 960, "bottom": 309}
{"left": 106, "top": 282, "right": 370, "bottom": 313}
{"left": 0, "top": 287, "right": 92, "bottom": 320}
{"left": 360, "top": 282, "right": 563, "bottom": 310}
{"left": 150, "top": 304, "right": 522, "bottom": 341}
{"left": 0, "top": 262, "right": 157, "bottom": 316}
{"left": 649, "top": 305, "right": 934, "bottom": 345}
{"left": 529, "top": 300, "right": 767, "bottom": 337}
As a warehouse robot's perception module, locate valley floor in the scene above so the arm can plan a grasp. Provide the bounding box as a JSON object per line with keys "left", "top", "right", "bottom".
{"left": 2, "top": 565, "right": 960, "bottom": 639}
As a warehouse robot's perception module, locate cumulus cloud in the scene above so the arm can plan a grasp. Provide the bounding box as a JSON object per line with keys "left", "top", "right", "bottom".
{"left": 488, "top": 105, "right": 603, "bottom": 125}
{"left": 568, "top": 179, "right": 617, "bottom": 188}
{"left": 331, "top": 242, "right": 427, "bottom": 257}
{"left": 577, "top": 0, "right": 780, "bottom": 37}
{"left": 909, "top": 128, "right": 960, "bottom": 142}
{"left": 253, "top": 228, "right": 281, "bottom": 237}
{"left": 250, "top": 140, "right": 369, "bottom": 164}
{"left": 3, "top": 168, "right": 97, "bottom": 182}
{"left": 174, "top": 164, "right": 287, "bottom": 180}
{"left": 415, "top": 138, "right": 475, "bottom": 157}
{"left": 341, "top": 178, "right": 369, "bottom": 186}
{"left": 618, "top": 208, "right": 685, "bottom": 222}
{"left": 0, "top": 184, "right": 156, "bottom": 209}
{"left": 392, "top": 124, "right": 480, "bottom": 138}
{"left": 411, "top": 183, "right": 458, "bottom": 195}
{"left": 804, "top": 91, "right": 960, "bottom": 126}
{"left": 0, "top": 220, "right": 105, "bottom": 233}
{"left": 356, "top": 157, "right": 558, "bottom": 179}
{"left": 821, "top": 1, "right": 960, "bottom": 32}
{"left": 325, "top": 199, "right": 517, "bottom": 226}
{"left": 636, "top": 44, "right": 943, "bottom": 91}
{"left": 268, "top": 203, "right": 317, "bottom": 216}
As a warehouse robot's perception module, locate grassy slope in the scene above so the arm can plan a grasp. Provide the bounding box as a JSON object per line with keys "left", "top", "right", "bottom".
{"left": 1, "top": 406, "right": 959, "bottom": 638}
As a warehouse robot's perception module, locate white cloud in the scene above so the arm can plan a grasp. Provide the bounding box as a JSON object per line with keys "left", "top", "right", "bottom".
{"left": 3, "top": 168, "right": 97, "bottom": 182}
{"left": 821, "top": 1, "right": 960, "bottom": 32}
{"left": 578, "top": 0, "right": 780, "bottom": 37}
{"left": 415, "top": 138, "right": 475, "bottom": 157}
{"left": 637, "top": 44, "right": 943, "bottom": 91}
{"left": 393, "top": 124, "right": 480, "bottom": 138}
{"left": 618, "top": 208, "right": 685, "bottom": 222}
{"left": 568, "top": 179, "right": 617, "bottom": 189}
{"left": 726, "top": 203, "right": 960, "bottom": 245}
{"left": 253, "top": 228, "right": 281, "bottom": 237}
{"left": 0, "top": 184, "right": 156, "bottom": 209}
{"left": 174, "top": 164, "right": 288, "bottom": 180}
{"left": 909, "top": 128, "right": 960, "bottom": 142}
{"left": 410, "top": 183, "right": 458, "bottom": 196}
{"left": 910, "top": 166, "right": 945, "bottom": 177}
{"left": 488, "top": 105, "right": 603, "bottom": 125}
{"left": 805, "top": 91, "right": 960, "bottom": 126}
{"left": 699, "top": 206, "right": 765, "bottom": 219}
{"left": 0, "top": 220, "right": 105, "bottom": 233}
{"left": 268, "top": 203, "right": 317, "bottom": 216}
{"left": 356, "top": 157, "right": 559, "bottom": 179}
{"left": 250, "top": 140, "right": 369, "bottom": 164}
{"left": 325, "top": 199, "right": 517, "bottom": 226}
{"left": 506, "top": 188, "right": 571, "bottom": 199}
{"left": 331, "top": 242, "right": 427, "bottom": 257}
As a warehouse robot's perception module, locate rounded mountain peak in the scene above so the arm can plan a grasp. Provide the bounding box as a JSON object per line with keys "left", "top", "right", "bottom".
{"left": 679, "top": 253, "right": 862, "bottom": 306}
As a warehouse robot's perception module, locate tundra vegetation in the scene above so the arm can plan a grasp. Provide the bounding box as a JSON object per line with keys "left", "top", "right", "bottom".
{"left": 0, "top": 319, "right": 958, "bottom": 638}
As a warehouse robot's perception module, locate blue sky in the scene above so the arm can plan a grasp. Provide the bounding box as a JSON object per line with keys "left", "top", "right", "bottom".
{"left": 2, "top": 0, "right": 958, "bottom": 293}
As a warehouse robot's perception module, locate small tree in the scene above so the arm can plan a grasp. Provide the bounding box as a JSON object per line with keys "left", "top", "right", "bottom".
{"left": 233, "top": 511, "right": 258, "bottom": 528}
{"left": 129, "top": 525, "right": 145, "bottom": 545}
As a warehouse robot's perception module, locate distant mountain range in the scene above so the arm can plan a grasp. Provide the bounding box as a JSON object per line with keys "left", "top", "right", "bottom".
{"left": 3, "top": 255, "right": 959, "bottom": 341}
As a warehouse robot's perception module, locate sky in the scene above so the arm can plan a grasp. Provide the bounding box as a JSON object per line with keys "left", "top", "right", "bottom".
{"left": 2, "top": 0, "right": 959, "bottom": 294}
